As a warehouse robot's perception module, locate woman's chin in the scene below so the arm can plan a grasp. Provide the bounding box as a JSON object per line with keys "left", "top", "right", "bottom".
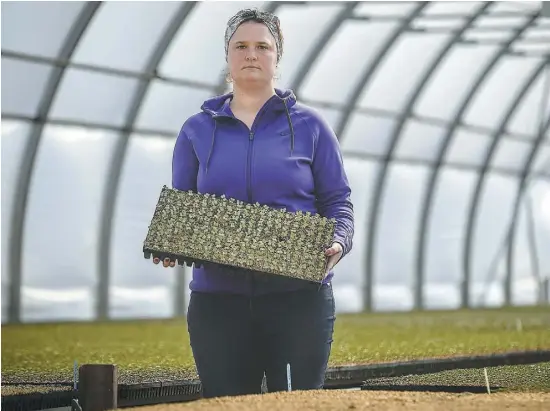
{"left": 236, "top": 74, "right": 271, "bottom": 85}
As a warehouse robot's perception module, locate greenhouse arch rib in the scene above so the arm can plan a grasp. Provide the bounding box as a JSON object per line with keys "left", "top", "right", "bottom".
{"left": 362, "top": 3, "right": 492, "bottom": 311}
{"left": 96, "top": 2, "right": 197, "bottom": 320}
{"left": 329, "top": 2, "right": 429, "bottom": 311}
{"left": 410, "top": 10, "right": 541, "bottom": 311}
{"left": 291, "top": 2, "right": 360, "bottom": 99}
{"left": 471, "top": 60, "right": 549, "bottom": 308}
{"left": 503, "top": 61, "right": 550, "bottom": 304}
{"left": 459, "top": 12, "right": 541, "bottom": 309}
{"left": 7, "top": 2, "right": 101, "bottom": 324}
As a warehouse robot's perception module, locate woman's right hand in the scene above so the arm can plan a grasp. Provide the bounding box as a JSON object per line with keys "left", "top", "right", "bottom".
{"left": 153, "top": 257, "right": 175, "bottom": 268}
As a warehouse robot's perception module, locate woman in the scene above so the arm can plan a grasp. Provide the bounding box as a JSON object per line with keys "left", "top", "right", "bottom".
{"left": 154, "top": 8, "right": 354, "bottom": 398}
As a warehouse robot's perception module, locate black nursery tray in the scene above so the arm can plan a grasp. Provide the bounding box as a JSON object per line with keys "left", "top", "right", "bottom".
{"left": 143, "top": 186, "right": 336, "bottom": 282}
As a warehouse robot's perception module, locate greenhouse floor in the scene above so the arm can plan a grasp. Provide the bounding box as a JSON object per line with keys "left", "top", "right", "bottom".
{"left": 124, "top": 390, "right": 550, "bottom": 411}
{"left": 2, "top": 305, "right": 549, "bottom": 409}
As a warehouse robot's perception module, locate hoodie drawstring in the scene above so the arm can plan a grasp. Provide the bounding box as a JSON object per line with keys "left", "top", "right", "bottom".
{"left": 205, "top": 99, "right": 295, "bottom": 175}
{"left": 205, "top": 119, "right": 217, "bottom": 175}
{"left": 282, "top": 99, "right": 295, "bottom": 156}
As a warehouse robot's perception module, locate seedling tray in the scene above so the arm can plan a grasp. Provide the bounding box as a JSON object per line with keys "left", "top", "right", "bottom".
{"left": 143, "top": 186, "right": 336, "bottom": 282}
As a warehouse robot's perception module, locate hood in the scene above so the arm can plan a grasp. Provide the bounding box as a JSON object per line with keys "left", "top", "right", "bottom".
{"left": 200, "top": 87, "right": 297, "bottom": 118}
{"left": 200, "top": 88, "right": 298, "bottom": 174}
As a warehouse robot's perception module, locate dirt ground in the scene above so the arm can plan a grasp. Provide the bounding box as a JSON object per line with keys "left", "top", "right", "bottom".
{"left": 127, "top": 389, "right": 550, "bottom": 411}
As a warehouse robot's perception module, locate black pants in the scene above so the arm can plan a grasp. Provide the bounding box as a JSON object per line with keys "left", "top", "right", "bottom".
{"left": 186, "top": 283, "right": 336, "bottom": 398}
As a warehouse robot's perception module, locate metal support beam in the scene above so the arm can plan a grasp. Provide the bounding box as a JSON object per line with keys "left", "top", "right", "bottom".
{"left": 505, "top": 64, "right": 550, "bottom": 305}
{"left": 1, "top": 114, "right": 176, "bottom": 138}
{"left": 333, "top": 2, "right": 428, "bottom": 311}
{"left": 341, "top": 150, "right": 550, "bottom": 179}
{"left": 408, "top": 24, "right": 550, "bottom": 34}
{"left": 460, "top": 13, "right": 540, "bottom": 309}
{"left": 365, "top": 3, "right": 492, "bottom": 312}
{"left": 96, "top": 2, "right": 197, "bottom": 320}
{"left": 461, "top": 38, "right": 550, "bottom": 45}
{"left": 462, "top": 46, "right": 544, "bottom": 311}
{"left": 7, "top": 2, "right": 101, "bottom": 324}
{"left": 415, "top": 16, "right": 542, "bottom": 312}
{"left": 335, "top": 2, "right": 428, "bottom": 140}
{"left": 415, "top": 11, "right": 541, "bottom": 312}
{"left": 299, "top": 98, "right": 548, "bottom": 142}
{"left": 291, "top": 2, "right": 359, "bottom": 97}
{"left": 476, "top": 117, "right": 550, "bottom": 307}
{"left": 3, "top": 111, "right": 548, "bottom": 182}
{"left": 5, "top": 104, "right": 550, "bottom": 148}
{"left": 1, "top": 49, "right": 216, "bottom": 90}
{"left": 350, "top": 10, "right": 536, "bottom": 22}
{"left": 526, "top": 194, "right": 542, "bottom": 291}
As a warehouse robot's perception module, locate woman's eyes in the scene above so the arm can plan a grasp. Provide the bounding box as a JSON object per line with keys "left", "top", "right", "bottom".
{"left": 236, "top": 45, "right": 269, "bottom": 50}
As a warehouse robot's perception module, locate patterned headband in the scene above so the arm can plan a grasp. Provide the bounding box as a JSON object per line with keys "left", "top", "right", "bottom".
{"left": 224, "top": 8, "right": 283, "bottom": 63}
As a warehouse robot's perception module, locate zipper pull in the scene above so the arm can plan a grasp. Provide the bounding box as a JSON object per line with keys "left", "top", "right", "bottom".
{"left": 249, "top": 132, "right": 254, "bottom": 140}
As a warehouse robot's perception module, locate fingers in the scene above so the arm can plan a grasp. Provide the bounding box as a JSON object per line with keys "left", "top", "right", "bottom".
{"left": 325, "top": 247, "right": 337, "bottom": 257}
{"left": 325, "top": 243, "right": 343, "bottom": 275}
{"left": 325, "top": 242, "right": 343, "bottom": 257}
{"left": 153, "top": 257, "right": 175, "bottom": 268}
{"left": 325, "top": 247, "right": 342, "bottom": 275}
{"left": 325, "top": 254, "right": 338, "bottom": 274}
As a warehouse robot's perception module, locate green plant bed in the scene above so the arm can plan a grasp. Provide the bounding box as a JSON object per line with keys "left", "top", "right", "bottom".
{"left": 2, "top": 306, "right": 549, "bottom": 389}
{"left": 363, "top": 362, "right": 550, "bottom": 393}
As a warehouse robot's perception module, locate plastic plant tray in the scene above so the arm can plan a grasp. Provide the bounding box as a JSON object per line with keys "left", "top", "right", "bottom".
{"left": 143, "top": 186, "right": 336, "bottom": 282}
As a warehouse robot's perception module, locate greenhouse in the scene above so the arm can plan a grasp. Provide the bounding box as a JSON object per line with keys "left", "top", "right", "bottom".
{"left": 2, "top": 0, "right": 549, "bottom": 325}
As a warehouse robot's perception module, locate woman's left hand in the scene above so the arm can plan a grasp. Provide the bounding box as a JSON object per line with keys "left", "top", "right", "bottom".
{"left": 325, "top": 242, "right": 343, "bottom": 277}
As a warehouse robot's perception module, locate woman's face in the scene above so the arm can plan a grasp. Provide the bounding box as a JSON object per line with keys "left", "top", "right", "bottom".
{"left": 227, "top": 21, "right": 278, "bottom": 86}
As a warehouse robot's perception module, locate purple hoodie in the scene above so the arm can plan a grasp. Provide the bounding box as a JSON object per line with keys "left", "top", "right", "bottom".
{"left": 172, "top": 88, "right": 354, "bottom": 296}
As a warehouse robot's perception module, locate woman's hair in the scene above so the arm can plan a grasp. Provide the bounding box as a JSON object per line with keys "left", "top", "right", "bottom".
{"left": 224, "top": 8, "right": 284, "bottom": 64}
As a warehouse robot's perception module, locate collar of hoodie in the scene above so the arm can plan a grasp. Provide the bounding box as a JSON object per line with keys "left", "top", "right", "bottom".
{"left": 201, "top": 88, "right": 297, "bottom": 174}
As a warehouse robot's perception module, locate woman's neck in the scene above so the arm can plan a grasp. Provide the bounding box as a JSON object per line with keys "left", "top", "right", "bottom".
{"left": 230, "top": 83, "right": 276, "bottom": 113}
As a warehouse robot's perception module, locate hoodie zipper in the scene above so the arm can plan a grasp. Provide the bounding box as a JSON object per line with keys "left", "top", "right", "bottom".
{"left": 247, "top": 131, "right": 254, "bottom": 203}
{"left": 246, "top": 103, "right": 270, "bottom": 204}
{"left": 224, "top": 102, "right": 271, "bottom": 295}
{"left": 247, "top": 130, "right": 255, "bottom": 296}
{"left": 246, "top": 109, "right": 269, "bottom": 296}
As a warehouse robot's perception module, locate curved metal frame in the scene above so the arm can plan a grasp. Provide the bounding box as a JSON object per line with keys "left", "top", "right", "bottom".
{"left": 469, "top": 60, "right": 550, "bottom": 307}
{"left": 460, "top": 13, "right": 541, "bottom": 309}
{"left": 363, "top": 3, "right": 492, "bottom": 311}
{"left": 330, "top": 2, "right": 428, "bottom": 311}
{"left": 475, "top": 110, "right": 550, "bottom": 307}
{"left": 5, "top": 2, "right": 548, "bottom": 323}
{"left": 504, "top": 119, "right": 550, "bottom": 305}
{"left": 290, "top": 2, "right": 359, "bottom": 97}
{"left": 334, "top": 3, "right": 428, "bottom": 139}
{"left": 96, "top": 2, "right": 197, "bottom": 320}
{"left": 414, "top": 12, "right": 542, "bottom": 312}
{"left": 7, "top": 2, "right": 101, "bottom": 324}
{"left": 505, "top": 61, "right": 550, "bottom": 304}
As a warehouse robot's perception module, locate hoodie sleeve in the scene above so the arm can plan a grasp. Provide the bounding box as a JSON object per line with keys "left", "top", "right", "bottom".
{"left": 172, "top": 125, "right": 199, "bottom": 192}
{"left": 310, "top": 113, "right": 355, "bottom": 257}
